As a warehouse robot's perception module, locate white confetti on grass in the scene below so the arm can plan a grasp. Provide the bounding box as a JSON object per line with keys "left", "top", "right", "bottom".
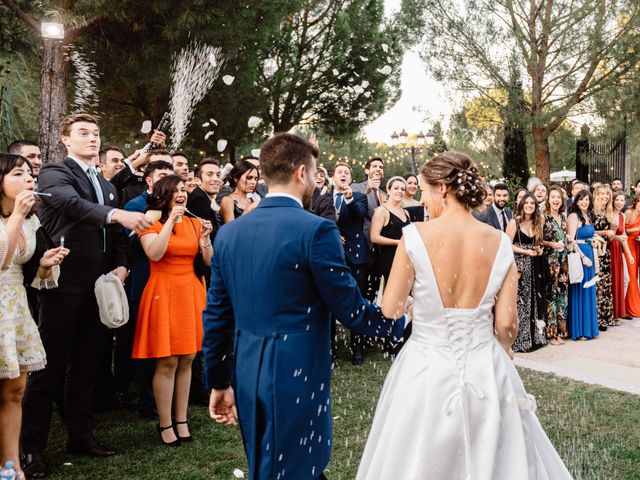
{"left": 233, "top": 468, "right": 245, "bottom": 478}
{"left": 70, "top": 48, "right": 100, "bottom": 114}
{"left": 169, "top": 42, "right": 224, "bottom": 150}
{"left": 381, "top": 43, "right": 389, "bottom": 53}
{"left": 377, "top": 65, "right": 392, "bottom": 75}
{"left": 222, "top": 75, "right": 235, "bottom": 85}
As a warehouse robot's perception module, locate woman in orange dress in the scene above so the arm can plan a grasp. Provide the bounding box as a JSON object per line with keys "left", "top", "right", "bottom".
{"left": 624, "top": 193, "right": 640, "bottom": 317}
{"left": 132, "top": 175, "right": 213, "bottom": 446}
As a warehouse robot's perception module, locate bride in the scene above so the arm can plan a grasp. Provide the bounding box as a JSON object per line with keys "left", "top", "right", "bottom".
{"left": 357, "top": 152, "right": 572, "bottom": 479}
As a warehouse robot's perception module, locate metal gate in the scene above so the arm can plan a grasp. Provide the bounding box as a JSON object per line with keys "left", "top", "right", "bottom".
{"left": 576, "top": 132, "right": 627, "bottom": 186}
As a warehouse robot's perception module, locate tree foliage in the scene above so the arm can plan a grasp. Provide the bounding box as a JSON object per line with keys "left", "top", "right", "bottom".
{"left": 420, "top": 0, "right": 640, "bottom": 182}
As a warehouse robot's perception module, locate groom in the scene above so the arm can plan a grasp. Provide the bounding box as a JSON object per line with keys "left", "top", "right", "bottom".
{"left": 202, "top": 133, "right": 405, "bottom": 480}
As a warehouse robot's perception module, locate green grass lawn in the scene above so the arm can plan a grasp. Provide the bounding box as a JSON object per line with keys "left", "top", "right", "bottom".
{"left": 42, "top": 348, "right": 640, "bottom": 479}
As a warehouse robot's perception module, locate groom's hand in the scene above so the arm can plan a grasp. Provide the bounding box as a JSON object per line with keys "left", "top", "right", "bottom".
{"left": 209, "top": 387, "right": 238, "bottom": 426}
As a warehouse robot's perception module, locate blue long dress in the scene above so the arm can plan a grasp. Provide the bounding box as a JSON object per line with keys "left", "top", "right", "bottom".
{"left": 568, "top": 224, "right": 599, "bottom": 339}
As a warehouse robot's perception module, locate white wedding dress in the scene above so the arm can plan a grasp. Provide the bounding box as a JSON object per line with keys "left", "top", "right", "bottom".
{"left": 357, "top": 224, "right": 573, "bottom": 480}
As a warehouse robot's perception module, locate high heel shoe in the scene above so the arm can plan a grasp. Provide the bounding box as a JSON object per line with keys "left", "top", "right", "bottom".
{"left": 174, "top": 421, "right": 193, "bottom": 442}
{"left": 158, "top": 424, "right": 181, "bottom": 447}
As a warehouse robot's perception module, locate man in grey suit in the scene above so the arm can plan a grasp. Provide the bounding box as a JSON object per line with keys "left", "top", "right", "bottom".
{"left": 478, "top": 183, "right": 512, "bottom": 231}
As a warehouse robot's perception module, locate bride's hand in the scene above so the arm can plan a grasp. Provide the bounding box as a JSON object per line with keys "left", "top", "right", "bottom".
{"left": 508, "top": 348, "right": 515, "bottom": 360}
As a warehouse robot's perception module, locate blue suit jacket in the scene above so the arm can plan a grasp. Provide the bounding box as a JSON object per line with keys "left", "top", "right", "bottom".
{"left": 202, "top": 196, "right": 404, "bottom": 480}
{"left": 335, "top": 191, "right": 371, "bottom": 265}
{"left": 123, "top": 191, "right": 149, "bottom": 301}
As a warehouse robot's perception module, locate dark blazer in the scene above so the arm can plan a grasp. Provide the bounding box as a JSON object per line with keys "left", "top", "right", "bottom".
{"left": 123, "top": 191, "right": 150, "bottom": 302}
{"left": 310, "top": 187, "right": 336, "bottom": 221}
{"left": 351, "top": 180, "right": 386, "bottom": 248}
{"left": 186, "top": 187, "right": 219, "bottom": 242}
{"left": 202, "top": 196, "right": 404, "bottom": 480}
{"left": 37, "top": 157, "right": 127, "bottom": 294}
{"left": 335, "top": 191, "right": 371, "bottom": 265}
{"left": 478, "top": 205, "right": 513, "bottom": 231}
{"left": 109, "top": 166, "right": 146, "bottom": 207}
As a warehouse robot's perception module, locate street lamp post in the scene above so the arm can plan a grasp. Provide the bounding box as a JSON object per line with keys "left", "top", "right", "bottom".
{"left": 390, "top": 129, "right": 434, "bottom": 174}
{"left": 39, "top": 12, "right": 67, "bottom": 163}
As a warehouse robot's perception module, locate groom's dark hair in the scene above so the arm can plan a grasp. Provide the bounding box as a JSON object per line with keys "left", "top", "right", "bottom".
{"left": 260, "top": 133, "right": 318, "bottom": 185}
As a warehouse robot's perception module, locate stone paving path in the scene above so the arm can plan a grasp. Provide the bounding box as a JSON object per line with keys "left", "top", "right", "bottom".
{"left": 514, "top": 318, "right": 640, "bottom": 395}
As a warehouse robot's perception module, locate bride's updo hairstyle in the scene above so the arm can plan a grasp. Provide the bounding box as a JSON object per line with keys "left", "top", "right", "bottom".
{"left": 420, "top": 152, "right": 485, "bottom": 209}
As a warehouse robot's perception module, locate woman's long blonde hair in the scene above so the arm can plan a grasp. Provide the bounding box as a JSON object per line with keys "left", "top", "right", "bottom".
{"left": 593, "top": 184, "right": 612, "bottom": 217}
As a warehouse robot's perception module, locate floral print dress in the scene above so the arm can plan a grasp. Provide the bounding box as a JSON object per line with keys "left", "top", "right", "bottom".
{"left": 0, "top": 216, "right": 58, "bottom": 379}
{"left": 593, "top": 213, "right": 614, "bottom": 328}
{"left": 543, "top": 215, "right": 569, "bottom": 339}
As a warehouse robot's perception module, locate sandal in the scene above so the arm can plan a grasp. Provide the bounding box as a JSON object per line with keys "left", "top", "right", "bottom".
{"left": 158, "top": 424, "right": 181, "bottom": 447}
{"left": 174, "top": 420, "right": 193, "bottom": 442}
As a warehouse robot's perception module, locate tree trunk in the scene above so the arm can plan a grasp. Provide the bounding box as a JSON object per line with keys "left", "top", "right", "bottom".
{"left": 533, "top": 127, "right": 551, "bottom": 183}
{"left": 39, "top": 39, "right": 68, "bottom": 164}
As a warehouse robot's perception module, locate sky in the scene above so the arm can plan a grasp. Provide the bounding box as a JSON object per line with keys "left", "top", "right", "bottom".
{"left": 363, "top": 0, "right": 453, "bottom": 143}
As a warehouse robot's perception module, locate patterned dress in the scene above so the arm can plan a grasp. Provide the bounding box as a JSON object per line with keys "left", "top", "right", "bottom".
{"left": 543, "top": 215, "right": 569, "bottom": 338}
{"left": 513, "top": 227, "right": 548, "bottom": 352}
{"left": 0, "top": 216, "right": 58, "bottom": 379}
{"left": 594, "top": 213, "right": 614, "bottom": 327}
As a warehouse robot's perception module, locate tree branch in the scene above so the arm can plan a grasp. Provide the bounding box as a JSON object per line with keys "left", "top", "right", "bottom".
{"left": 0, "top": 0, "right": 39, "bottom": 33}
{"left": 65, "top": 14, "right": 109, "bottom": 43}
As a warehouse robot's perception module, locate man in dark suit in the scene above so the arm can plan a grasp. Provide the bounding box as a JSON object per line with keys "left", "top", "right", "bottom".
{"left": 333, "top": 162, "right": 371, "bottom": 364}
{"left": 21, "top": 113, "right": 152, "bottom": 478}
{"left": 478, "top": 183, "right": 512, "bottom": 231}
{"left": 203, "top": 133, "right": 405, "bottom": 480}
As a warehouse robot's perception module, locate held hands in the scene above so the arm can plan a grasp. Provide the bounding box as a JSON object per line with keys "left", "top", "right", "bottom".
{"left": 12, "top": 190, "right": 36, "bottom": 217}
{"left": 39, "top": 246, "right": 70, "bottom": 269}
{"left": 209, "top": 387, "right": 238, "bottom": 426}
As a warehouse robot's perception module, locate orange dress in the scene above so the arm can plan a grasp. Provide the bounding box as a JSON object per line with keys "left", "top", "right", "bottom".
{"left": 625, "top": 214, "right": 640, "bottom": 317}
{"left": 132, "top": 217, "right": 206, "bottom": 358}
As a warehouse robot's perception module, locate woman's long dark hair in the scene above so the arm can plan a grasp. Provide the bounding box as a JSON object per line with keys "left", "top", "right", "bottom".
{"left": 514, "top": 192, "right": 543, "bottom": 244}
{"left": 227, "top": 161, "right": 259, "bottom": 191}
{"left": 568, "top": 189, "right": 593, "bottom": 226}
{"left": 0, "top": 153, "right": 35, "bottom": 218}
{"left": 146, "top": 175, "right": 183, "bottom": 223}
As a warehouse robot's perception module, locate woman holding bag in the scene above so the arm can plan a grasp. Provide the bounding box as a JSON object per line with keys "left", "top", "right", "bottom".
{"left": 567, "top": 190, "right": 599, "bottom": 340}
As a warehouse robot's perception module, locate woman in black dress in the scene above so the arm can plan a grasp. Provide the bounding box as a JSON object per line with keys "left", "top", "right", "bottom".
{"left": 220, "top": 161, "right": 260, "bottom": 223}
{"left": 370, "top": 176, "right": 411, "bottom": 287}
{"left": 506, "top": 192, "right": 548, "bottom": 352}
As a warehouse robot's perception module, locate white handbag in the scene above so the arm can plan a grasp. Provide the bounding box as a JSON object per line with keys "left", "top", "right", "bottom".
{"left": 568, "top": 251, "right": 584, "bottom": 284}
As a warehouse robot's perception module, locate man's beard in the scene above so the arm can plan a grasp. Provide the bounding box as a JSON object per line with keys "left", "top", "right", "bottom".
{"left": 302, "top": 184, "right": 314, "bottom": 210}
{"left": 495, "top": 200, "right": 507, "bottom": 208}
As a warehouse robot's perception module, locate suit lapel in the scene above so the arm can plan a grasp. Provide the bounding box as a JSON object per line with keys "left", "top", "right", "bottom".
{"left": 64, "top": 157, "right": 98, "bottom": 203}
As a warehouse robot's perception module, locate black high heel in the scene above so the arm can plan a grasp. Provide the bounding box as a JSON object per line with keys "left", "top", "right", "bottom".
{"left": 158, "top": 424, "right": 181, "bottom": 447}
{"left": 174, "top": 421, "right": 193, "bottom": 442}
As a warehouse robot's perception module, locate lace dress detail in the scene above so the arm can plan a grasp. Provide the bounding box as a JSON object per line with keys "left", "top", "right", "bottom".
{"left": 0, "top": 216, "right": 58, "bottom": 379}
{"left": 356, "top": 223, "right": 573, "bottom": 480}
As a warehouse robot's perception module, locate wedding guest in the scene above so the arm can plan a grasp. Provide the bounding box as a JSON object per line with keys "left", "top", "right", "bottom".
{"left": 187, "top": 159, "right": 221, "bottom": 245}
{"left": 333, "top": 161, "right": 370, "bottom": 364}
{"left": 97, "top": 146, "right": 125, "bottom": 181}
{"left": 507, "top": 193, "right": 548, "bottom": 352}
{"left": 115, "top": 149, "right": 173, "bottom": 208}
{"left": 515, "top": 187, "right": 528, "bottom": 207}
{"left": 611, "top": 178, "right": 630, "bottom": 210}
{"left": 21, "top": 113, "right": 150, "bottom": 477}
{"left": 116, "top": 160, "right": 174, "bottom": 419}
{"left": 132, "top": 175, "right": 213, "bottom": 446}
{"left": 609, "top": 190, "right": 632, "bottom": 322}
{"left": 242, "top": 156, "right": 269, "bottom": 198}
{"left": 0, "top": 154, "right": 69, "bottom": 478}
{"left": 478, "top": 183, "right": 511, "bottom": 231}
{"left": 593, "top": 185, "right": 615, "bottom": 331}
{"left": 566, "top": 180, "right": 586, "bottom": 210}
{"left": 542, "top": 186, "right": 569, "bottom": 343}
{"left": 310, "top": 167, "right": 335, "bottom": 220}
{"left": 624, "top": 194, "right": 640, "bottom": 317}
{"left": 533, "top": 183, "right": 548, "bottom": 214}
{"left": 7, "top": 141, "right": 42, "bottom": 180}
{"left": 370, "top": 177, "right": 411, "bottom": 286}
{"left": 185, "top": 169, "right": 198, "bottom": 194}
{"left": 567, "top": 190, "right": 599, "bottom": 340}
{"left": 220, "top": 161, "right": 260, "bottom": 224}
{"left": 171, "top": 152, "right": 190, "bottom": 181}
{"left": 401, "top": 173, "right": 421, "bottom": 207}
{"left": 478, "top": 183, "right": 494, "bottom": 213}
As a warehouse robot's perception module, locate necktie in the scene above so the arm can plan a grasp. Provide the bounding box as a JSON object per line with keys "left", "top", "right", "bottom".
{"left": 500, "top": 210, "right": 508, "bottom": 231}
{"left": 87, "top": 167, "right": 106, "bottom": 251}
{"left": 335, "top": 192, "right": 344, "bottom": 213}
{"left": 373, "top": 188, "right": 381, "bottom": 207}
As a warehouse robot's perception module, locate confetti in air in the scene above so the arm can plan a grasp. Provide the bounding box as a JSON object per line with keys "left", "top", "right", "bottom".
{"left": 169, "top": 42, "right": 224, "bottom": 150}
{"left": 248, "top": 116, "right": 262, "bottom": 128}
{"left": 222, "top": 75, "right": 235, "bottom": 85}
{"left": 217, "top": 139, "right": 228, "bottom": 152}
{"left": 377, "top": 65, "right": 392, "bottom": 75}
{"left": 204, "top": 131, "right": 215, "bottom": 140}
{"left": 70, "top": 48, "right": 100, "bottom": 114}
{"left": 381, "top": 43, "right": 389, "bottom": 53}
{"left": 140, "top": 120, "right": 152, "bottom": 134}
